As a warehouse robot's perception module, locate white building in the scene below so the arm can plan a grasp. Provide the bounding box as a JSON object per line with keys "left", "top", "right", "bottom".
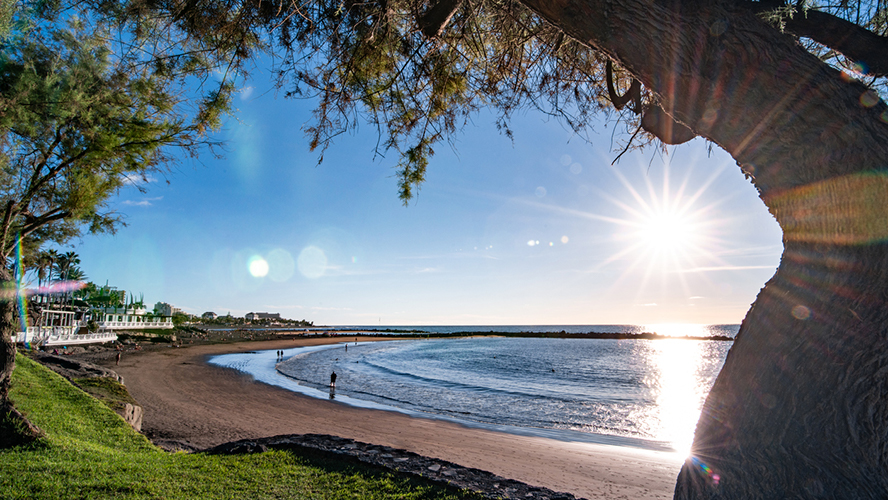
{"left": 154, "top": 302, "right": 182, "bottom": 317}
{"left": 93, "top": 306, "right": 174, "bottom": 330}
{"left": 16, "top": 301, "right": 117, "bottom": 347}
{"left": 245, "top": 312, "right": 281, "bottom": 321}
{"left": 16, "top": 295, "right": 174, "bottom": 347}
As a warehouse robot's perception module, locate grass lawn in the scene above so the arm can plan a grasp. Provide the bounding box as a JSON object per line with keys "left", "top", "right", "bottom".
{"left": 0, "top": 355, "right": 481, "bottom": 499}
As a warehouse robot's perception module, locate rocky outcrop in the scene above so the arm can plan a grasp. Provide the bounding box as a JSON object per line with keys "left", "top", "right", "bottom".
{"left": 204, "top": 433, "right": 583, "bottom": 500}
{"left": 33, "top": 354, "right": 124, "bottom": 384}
{"left": 120, "top": 403, "right": 143, "bottom": 432}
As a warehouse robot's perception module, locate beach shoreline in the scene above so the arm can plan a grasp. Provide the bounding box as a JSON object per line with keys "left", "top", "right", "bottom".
{"left": 92, "top": 336, "right": 683, "bottom": 499}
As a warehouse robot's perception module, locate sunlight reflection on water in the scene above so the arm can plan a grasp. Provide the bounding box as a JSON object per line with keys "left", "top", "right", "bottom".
{"left": 649, "top": 340, "right": 708, "bottom": 456}
{"left": 269, "top": 336, "right": 731, "bottom": 453}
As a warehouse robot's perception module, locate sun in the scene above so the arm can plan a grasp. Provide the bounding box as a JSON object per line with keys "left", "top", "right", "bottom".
{"left": 637, "top": 209, "right": 699, "bottom": 254}
{"left": 588, "top": 160, "right": 731, "bottom": 287}
{"left": 610, "top": 169, "right": 712, "bottom": 273}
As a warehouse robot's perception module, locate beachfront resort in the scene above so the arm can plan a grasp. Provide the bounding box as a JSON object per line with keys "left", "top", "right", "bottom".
{"left": 14, "top": 279, "right": 314, "bottom": 348}
{"left": 14, "top": 283, "right": 176, "bottom": 347}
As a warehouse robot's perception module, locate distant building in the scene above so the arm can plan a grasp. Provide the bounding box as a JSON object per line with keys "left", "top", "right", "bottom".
{"left": 154, "top": 302, "right": 181, "bottom": 317}
{"left": 201, "top": 311, "right": 218, "bottom": 320}
{"left": 245, "top": 312, "right": 281, "bottom": 321}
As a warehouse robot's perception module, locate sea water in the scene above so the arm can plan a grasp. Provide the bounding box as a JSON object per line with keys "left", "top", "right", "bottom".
{"left": 210, "top": 325, "right": 736, "bottom": 453}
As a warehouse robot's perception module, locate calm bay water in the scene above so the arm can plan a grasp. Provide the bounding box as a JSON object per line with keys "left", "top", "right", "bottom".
{"left": 329, "top": 324, "right": 739, "bottom": 337}
{"left": 211, "top": 325, "right": 737, "bottom": 453}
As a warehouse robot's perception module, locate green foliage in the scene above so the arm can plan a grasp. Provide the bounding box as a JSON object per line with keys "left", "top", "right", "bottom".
{"left": 100, "top": 0, "right": 888, "bottom": 202}
{"left": 2, "top": 355, "right": 481, "bottom": 499}
{"left": 75, "top": 282, "right": 125, "bottom": 308}
{"left": 0, "top": 2, "right": 238, "bottom": 262}
{"left": 0, "top": 0, "right": 15, "bottom": 40}
{"left": 117, "top": 0, "right": 613, "bottom": 202}
{"left": 272, "top": 0, "right": 613, "bottom": 202}
{"left": 171, "top": 311, "right": 191, "bottom": 326}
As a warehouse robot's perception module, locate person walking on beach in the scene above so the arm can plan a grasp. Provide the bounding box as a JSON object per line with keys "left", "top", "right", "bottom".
{"left": 116, "top": 351, "right": 121, "bottom": 365}
{"left": 330, "top": 371, "right": 337, "bottom": 388}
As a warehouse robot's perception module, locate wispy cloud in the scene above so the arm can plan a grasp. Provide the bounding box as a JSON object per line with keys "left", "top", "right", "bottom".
{"left": 322, "top": 265, "right": 388, "bottom": 277}
{"left": 673, "top": 265, "right": 777, "bottom": 273}
{"left": 121, "top": 174, "right": 158, "bottom": 186}
{"left": 122, "top": 196, "right": 163, "bottom": 207}
{"left": 414, "top": 267, "right": 441, "bottom": 274}
{"left": 709, "top": 246, "right": 784, "bottom": 258}
{"left": 259, "top": 304, "right": 305, "bottom": 311}
{"left": 400, "top": 251, "right": 498, "bottom": 261}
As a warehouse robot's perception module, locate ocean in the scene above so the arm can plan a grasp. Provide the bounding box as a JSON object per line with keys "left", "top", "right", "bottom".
{"left": 209, "top": 324, "right": 737, "bottom": 453}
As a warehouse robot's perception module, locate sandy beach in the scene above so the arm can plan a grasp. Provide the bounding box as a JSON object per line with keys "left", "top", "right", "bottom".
{"left": 100, "top": 337, "right": 683, "bottom": 499}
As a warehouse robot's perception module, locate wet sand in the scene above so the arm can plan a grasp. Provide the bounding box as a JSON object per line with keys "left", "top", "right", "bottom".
{"left": 103, "top": 337, "right": 683, "bottom": 499}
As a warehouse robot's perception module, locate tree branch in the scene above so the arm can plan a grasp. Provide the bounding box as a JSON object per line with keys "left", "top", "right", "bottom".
{"left": 606, "top": 60, "right": 641, "bottom": 112}
{"left": 740, "top": 1, "right": 888, "bottom": 77}
{"left": 419, "top": 0, "right": 464, "bottom": 38}
{"left": 0, "top": 201, "right": 16, "bottom": 263}
{"left": 18, "top": 209, "right": 71, "bottom": 241}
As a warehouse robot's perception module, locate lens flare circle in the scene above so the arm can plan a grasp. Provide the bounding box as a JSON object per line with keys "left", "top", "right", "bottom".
{"left": 266, "top": 248, "right": 296, "bottom": 282}
{"left": 298, "top": 246, "right": 328, "bottom": 279}
{"left": 248, "top": 256, "right": 269, "bottom": 277}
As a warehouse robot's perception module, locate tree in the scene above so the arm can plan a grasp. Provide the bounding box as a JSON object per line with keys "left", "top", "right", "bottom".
{"left": 52, "top": 251, "right": 79, "bottom": 282}
{"left": 63, "top": 266, "right": 86, "bottom": 283}
{"left": 3, "top": 0, "right": 887, "bottom": 496}
{"left": 27, "top": 249, "right": 52, "bottom": 287}
{"left": 131, "top": 0, "right": 888, "bottom": 496}
{"left": 0, "top": 3, "right": 237, "bottom": 441}
{"left": 171, "top": 311, "right": 191, "bottom": 326}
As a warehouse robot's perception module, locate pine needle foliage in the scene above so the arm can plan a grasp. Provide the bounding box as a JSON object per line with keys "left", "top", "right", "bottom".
{"left": 273, "top": 0, "right": 616, "bottom": 202}
{"left": 0, "top": 2, "right": 236, "bottom": 260}
{"left": 104, "top": 0, "right": 888, "bottom": 202}
{"left": 115, "top": 0, "right": 624, "bottom": 202}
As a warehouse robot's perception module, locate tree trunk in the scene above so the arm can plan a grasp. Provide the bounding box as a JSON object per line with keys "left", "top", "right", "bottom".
{"left": 1, "top": 268, "right": 17, "bottom": 409}
{"left": 515, "top": 0, "right": 888, "bottom": 496}
{"left": 675, "top": 241, "right": 888, "bottom": 497}
{"left": 0, "top": 267, "right": 41, "bottom": 447}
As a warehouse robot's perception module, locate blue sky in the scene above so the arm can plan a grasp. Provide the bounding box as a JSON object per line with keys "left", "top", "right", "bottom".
{"left": 70, "top": 81, "right": 784, "bottom": 326}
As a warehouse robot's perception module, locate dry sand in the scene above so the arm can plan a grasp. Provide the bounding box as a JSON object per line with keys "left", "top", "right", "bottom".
{"left": 103, "top": 337, "right": 683, "bottom": 499}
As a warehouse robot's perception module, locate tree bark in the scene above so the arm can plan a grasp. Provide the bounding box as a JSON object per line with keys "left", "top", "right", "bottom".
{"left": 514, "top": 0, "right": 888, "bottom": 497}
{"left": 0, "top": 267, "right": 42, "bottom": 448}
{"left": 0, "top": 268, "right": 16, "bottom": 409}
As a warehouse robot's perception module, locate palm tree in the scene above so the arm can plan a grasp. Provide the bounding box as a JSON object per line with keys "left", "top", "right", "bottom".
{"left": 65, "top": 267, "right": 87, "bottom": 282}
{"left": 44, "top": 249, "right": 59, "bottom": 285}
{"left": 54, "top": 251, "right": 80, "bottom": 282}
{"left": 31, "top": 252, "right": 52, "bottom": 288}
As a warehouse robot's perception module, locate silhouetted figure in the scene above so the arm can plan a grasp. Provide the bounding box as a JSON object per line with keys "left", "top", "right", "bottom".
{"left": 330, "top": 371, "right": 337, "bottom": 388}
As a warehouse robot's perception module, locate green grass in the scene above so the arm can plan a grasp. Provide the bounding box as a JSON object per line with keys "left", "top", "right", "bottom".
{"left": 71, "top": 376, "right": 139, "bottom": 412}
{"left": 1, "top": 355, "right": 481, "bottom": 499}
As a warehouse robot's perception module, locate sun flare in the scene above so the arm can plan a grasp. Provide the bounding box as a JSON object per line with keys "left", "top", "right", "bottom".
{"left": 600, "top": 163, "right": 720, "bottom": 277}
{"left": 637, "top": 210, "right": 699, "bottom": 253}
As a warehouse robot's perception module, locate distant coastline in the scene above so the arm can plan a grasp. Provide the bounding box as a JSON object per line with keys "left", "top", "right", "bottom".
{"left": 202, "top": 327, "right": 735, "bottom": 341}
{"left": 201, "top": 323, "right": 739, "bottom": 341}
{"left": 330, "top": 329, "right": 735, "bottom": 341}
